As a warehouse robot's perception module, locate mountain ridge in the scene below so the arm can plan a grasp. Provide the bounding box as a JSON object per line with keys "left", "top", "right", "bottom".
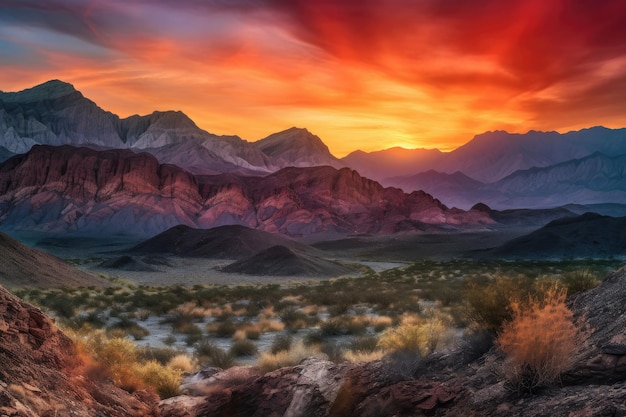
{"left": 0, "top": 145, "right": 492, "bottom": 238}
{"left": 0, "top": 80, "right": 341, "bottom": 174}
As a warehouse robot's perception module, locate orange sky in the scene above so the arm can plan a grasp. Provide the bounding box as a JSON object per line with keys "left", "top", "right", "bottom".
{"left": 1, "top": 0, "right": 626, "bottom": 157}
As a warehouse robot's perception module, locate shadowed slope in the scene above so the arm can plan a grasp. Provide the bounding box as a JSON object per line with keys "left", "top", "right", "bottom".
{"left": 492, "top": 213, "right": 626, "bottom": 259}
{"left": 131, "top": 224, "right": 311, "bottom": 259}
{"left": 0, "top": 231, "right": 107, "bottom": 288}
{"left": 221, "top": 245, "right": 354, "bottom": 277}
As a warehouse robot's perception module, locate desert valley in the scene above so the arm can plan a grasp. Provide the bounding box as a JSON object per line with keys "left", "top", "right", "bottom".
{"left": 0, "top": 78, "right": 626, "bottom": 416}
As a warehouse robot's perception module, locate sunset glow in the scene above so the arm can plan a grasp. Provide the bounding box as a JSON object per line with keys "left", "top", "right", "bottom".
{"left": 1, "top": 0, "right": 626, "bottom": 156}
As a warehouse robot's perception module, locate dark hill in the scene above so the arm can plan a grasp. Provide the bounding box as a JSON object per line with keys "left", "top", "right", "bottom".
{"left": 221, "top": 245, "right": 354, "bottom": 277}
{"left": 131, "top": 225, "right": 312, "bottom": 259}
{"left": 0, "top": 231, "right": 107, "bottom": 288}
{"left": 98, "top": 255, "right": 159, "bottom": 272}
{"left": 492, "top": 212, "right": 626, "bottom": 258}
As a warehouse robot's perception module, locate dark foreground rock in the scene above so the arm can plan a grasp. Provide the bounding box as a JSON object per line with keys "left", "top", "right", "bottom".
{"left": 0, "top": 285, "right": 160, "bottom": 416}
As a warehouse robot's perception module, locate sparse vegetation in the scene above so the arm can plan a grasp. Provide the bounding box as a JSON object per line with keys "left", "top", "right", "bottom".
{"left": 19, "top": 258, "right": 616, "bottom": 385}
{"left": 258, "top": 341, "right": 321, "bottom": 372}
{"left": 72, "top": 330, "right": 184, "bottom": 398}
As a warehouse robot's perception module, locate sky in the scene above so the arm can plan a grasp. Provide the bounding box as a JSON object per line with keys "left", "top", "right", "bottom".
{"left": 1, "top": 1, "right": 626, "bottom": 157}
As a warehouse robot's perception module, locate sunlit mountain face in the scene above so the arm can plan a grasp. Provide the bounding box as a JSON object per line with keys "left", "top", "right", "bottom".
{"left": 1, "top": 1, "right": 626, "bottom": 157}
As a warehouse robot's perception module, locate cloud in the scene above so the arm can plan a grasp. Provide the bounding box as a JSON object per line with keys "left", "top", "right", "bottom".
{"left": 1, "top": 0, "right": 626, "bottom": 155}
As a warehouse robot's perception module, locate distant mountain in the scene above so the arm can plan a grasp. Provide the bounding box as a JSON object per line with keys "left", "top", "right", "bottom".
{"left": 255, "top": 127, "right": 343, "bottom": 169}
{"left": 383, "top": 170, "right": 485, "bottom": 209}
{"left": 386, "top": 152, "right": 626, "bottom": 210}
{"left": 491, "top": 212, "right": 626, "bottom": 259}
{"left": 0, "top": 145, "right": 493, "bottom": 238}
{"left": 221, "top": 245, "right": 354, "bottom": 277}
{"left": 0, "top": 80, "right": 123, "bottom": 153}
{"left": 439, "top": 128, "right": 626, "bottom": 182}
{"left": 343, "top": 127, "right": 626, "bottom": 185}
{"left": 0, "top": 80, "right": 338, "bottom": 174}
{"left": 341, "top": 147, "right": 443, "bottom": 181}
{"left": 0, "top": 231, "right": 106, "bottom": 288}
{"left": 489, "top": 152, "right": 626, "bottom": 207}
{"left": 470, "top": 203, "right": 577, "bottom": 227}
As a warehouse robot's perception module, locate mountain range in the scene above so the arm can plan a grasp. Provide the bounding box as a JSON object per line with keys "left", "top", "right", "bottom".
{"left": 0, "top": 145, "right": 491, "bottom": 237}
{"left": 0, "top": 80, "right": 341, "bottom": 175}
{"left": 2, "top": 79, "right": 626, "bottom": 235}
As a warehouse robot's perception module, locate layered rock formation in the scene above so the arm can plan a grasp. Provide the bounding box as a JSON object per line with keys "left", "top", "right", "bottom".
{"left": 0, "top": 285, "right": 159, "bottom": 416}
{"left": 0, "top": 145, "right": 493, "bottom": 237}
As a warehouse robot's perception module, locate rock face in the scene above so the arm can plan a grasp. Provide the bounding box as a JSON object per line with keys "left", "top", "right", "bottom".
{"left": 0, "top": 231, "right": 107, "bottom": 288}
{"left": 0, "top": 145, "right": 203, "bottom": 236}
{"left": 160, "top": 359, "right": 459, "bottom": 417}
{"left": 0, "top": 145, "right": 493, "bottom": 237}
{"left": 0, "top": 285, "right": 159, "bottom": 416}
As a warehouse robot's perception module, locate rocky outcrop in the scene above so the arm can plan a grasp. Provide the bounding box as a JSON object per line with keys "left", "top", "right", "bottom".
{"left": 0, "top": 145, "right": 493, "bottom": 237}
{"left": 160, "top": 359, "right": 461, "bottom": 417}
{"left": 0, "top": 285, "right": 159, "bottom": 416}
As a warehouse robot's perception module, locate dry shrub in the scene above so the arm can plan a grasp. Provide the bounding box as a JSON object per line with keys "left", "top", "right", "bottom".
{"left": 230, "top": 339, "right": 258, "bottom": 357}
{"left": 167, "top": 354, "right": 196, "bottom": 373}
{"left": 258, "top": 341, "right": 320, "bottom": 372}
{"left": 465, "top": 276, "right": 526, "bottom": 332}
{"left": 138, "top": 360, "right": 182, "bottom": 399}
{"left": 496, "top": 287, "right": 588, "bottom": 393}
{"left": 562, "top": 269, "right": 600, "bottom": 295}
{"left": 370, "top": 315, "right": 393, "bottom": 332}
{"left": 259, "top": 306, "right": 278, "bottom": 319}
{"left": 85, "top": 334, "right": 144, "bottom": 392}
{"left": 258, "top": 318, "right": 285, "bottom": 332}
{"left": 344, "top": 350, "right": 385, "bottom": 363}
{"left": 71, "top": 330, "right": 183, "bottom": 398}
{"left": 174, "top": 301, "right": 207, "bottom": 319}
{"left": 378, "top": 316, "right": 446, "bottom": 355}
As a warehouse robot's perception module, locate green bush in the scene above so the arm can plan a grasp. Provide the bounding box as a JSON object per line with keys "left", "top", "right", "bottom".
{"left": 271, "top": 334, "right": 293, "bottom": 354}
{"left": 561, "top": 269, "right": 600, "bottom": 295}
{"left": 195, "top": 339, "right": 234, "bottom": 368}
{"left": 229, "top": 339, "right": 258, "bottom": 357}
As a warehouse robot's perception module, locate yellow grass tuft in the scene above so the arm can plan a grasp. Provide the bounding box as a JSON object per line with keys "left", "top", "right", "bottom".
{"left": 257, "top": 341, "right": 321, "bottom": 372}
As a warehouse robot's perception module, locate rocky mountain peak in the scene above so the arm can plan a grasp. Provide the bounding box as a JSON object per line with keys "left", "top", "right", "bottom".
{"left": 146, "top": 110, "right": 200, "bottom": 130}
{"left": 257, "top": 127, "right": 329, "bottom": 155}
{"left": 255, "top": 127, "right": 342, "bottom": 169}
{"left": 0, "top": 79, "right": 78, "bottom": 103}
